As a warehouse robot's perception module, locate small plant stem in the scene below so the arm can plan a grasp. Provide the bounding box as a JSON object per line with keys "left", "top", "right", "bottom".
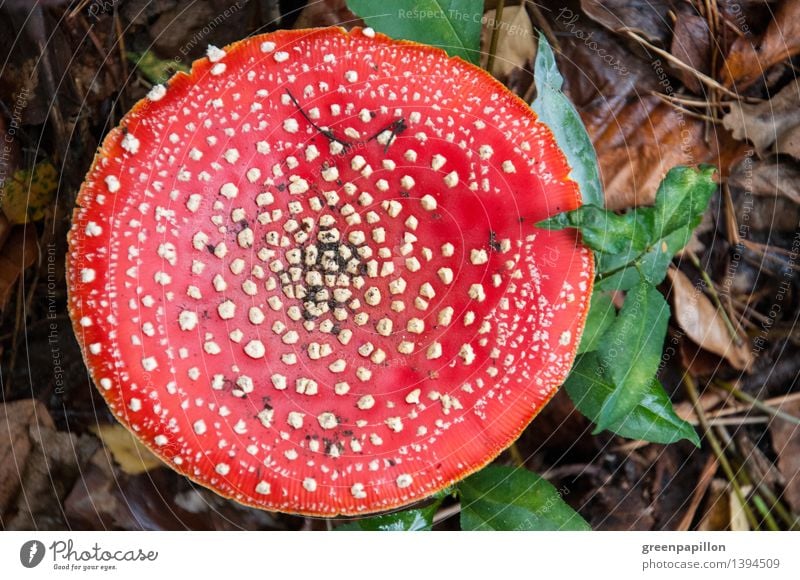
{"left": 507, "top": 441, "right": 525, "bottom": 467}
{"left": 714, "top": 381, "right": 800, "bottom": 426}
{"left": 486, "top": 0, "right": 505, "bottom": 76}
{"left": 684, "top": 249, "right": 741, "bottom": 344}
{"left": 683, "top": 374, "right": 760, "bottom": 529}
{"left": 752, "top": 494, "right": 781, "bottom": 530}
{"left": 715, "top": 426, "right": 800, "bottom": 531}
{"left": 732, "top": 460, "right": 799, "bottom": 530}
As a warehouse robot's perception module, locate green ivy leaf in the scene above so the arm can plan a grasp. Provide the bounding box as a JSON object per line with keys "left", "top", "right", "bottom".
{"left": 595, "top": 281, "right": 670, "bottom": 431}
{"left": 336, "top": 504, "right": 439, "bottom": 531}
{"left": 540, "top": 205, "right": 653, "bottom": 255}
{"left": 577, "top": 292, "right": 616, "bottom": 354}
{"left": 128, "top": 51, "right": 189, "bottom": 85}
{"left": 653, "top": 165, "right": 718, "bottom": 240}
{"left": 531, "top": 31, "right": 603, "bottom": 207}
{"left": 565, "top": 353, "right": 700, "bottom": 446}
{"left": 544, "top": 166, "right": 717, "bottom": 291}
{"left": 347, "top": 0, "right": 482, "bottom": 64}
{"left": 459, "top": 465, "right": 590, "bottom": 530}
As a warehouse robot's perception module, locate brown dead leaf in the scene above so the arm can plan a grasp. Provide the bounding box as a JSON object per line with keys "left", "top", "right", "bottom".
{"left": 729, "top": 156, "right": 800, "bottom": 205}
{"left": 480, "top": 6, "right": 536, "bottom": 81}
{"left": 0, "top": 399, "right": 51, "bottom": 513}
{"left": 667, "top": 267, "right": 753, "bottom": 370}
{"left": 720, "top": 0, "right": 800, "bottom": 89}
{"left": 90, "top": 423, "right": 164, "bottom": 475}
{"left": 580, "top": 0, "right": 672, "bottom": 45}
{"left": 0, "top": 224, "right": 38, "bottom": 311}
{"left": 768, "top": 399, "right": 800, "bottom": 513}
{"left": 670, "top": 13, "right": 710, "bottom": 95}
{"left": 1, "top": 399, "right": 97, "bottom": 529}
{"left": 722, "top": 80, "right": 800, "bottom": 159}
{"left": 588, "top": 98, "right": 713, "bottom": 208}
{"left": 698, "top": 478, "right": 751, "bottom": 530}
{"left": 293, "top": 0, "right": 359, "bottom": 29}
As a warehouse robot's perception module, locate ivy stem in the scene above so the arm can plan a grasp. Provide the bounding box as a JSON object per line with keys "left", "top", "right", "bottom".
{"left": 715, "top": 426, "right": 800, "bottom": 531}
{"left": 506, "top": 441, "right": 525, "bottom": 467}
{"left": 682, "top": 374, "right": 760, "bottom": 529}
{"left": 684, "top": 248, "right": 742, "bottom": 345}
{"left": 486, "top": 0, "right": 505, "bottom": 76}
{"left": 713, "top": 381, "right": 800, "bottom": 426}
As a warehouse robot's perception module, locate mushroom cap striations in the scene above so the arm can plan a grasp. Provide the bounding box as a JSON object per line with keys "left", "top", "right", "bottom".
{"left": 67, "top": 27, "right": 593, "bottom": 516}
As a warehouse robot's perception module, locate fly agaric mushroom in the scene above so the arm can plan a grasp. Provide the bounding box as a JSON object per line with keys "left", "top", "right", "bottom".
{"left": 67, "top": 27, "right": 593, "bottom": 516}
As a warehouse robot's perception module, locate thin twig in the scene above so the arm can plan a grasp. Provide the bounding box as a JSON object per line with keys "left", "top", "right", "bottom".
{"left": 486, "top": 0, "right": 505, "bottom": 76}
{"left": 684, "top": 249, "right": 742, "bottom": 344}
{"left": 623, "top": 29, "right": 757, "bottom": 101}
{"left": 714, "top": 381, "right": 800, "bottom": 426}
{"left": 683, "top": 374, "right": 760, "bottom": 529}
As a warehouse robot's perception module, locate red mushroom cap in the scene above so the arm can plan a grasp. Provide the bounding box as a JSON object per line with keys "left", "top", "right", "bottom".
{"left": 67, "top": 27, "right": 593, "bottom": 516}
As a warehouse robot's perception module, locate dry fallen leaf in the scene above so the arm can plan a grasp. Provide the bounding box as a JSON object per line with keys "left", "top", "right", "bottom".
{"left": 768, "top": 399, "right": 800, "bottom": 513}
{"left": 722, "top": 80, "right": 800, "bottom": 159}
{"left": 0, "top": 224, "right": 38, "bottom": 311}
{"left": 720, "top": 0, "right": 800, "bottom": 89}
{"left": 667, "top": 267, "right": 753, "bottom": 371}
{"left": 480, "top": 6, "right": 536, "bottom": 81}
{"left": 670, "top": 13, "right": 710, "bottom": 95}
{"left": 580, "top": 0, "right": 672, "bottom": 45}
{"left": 698, "top": 478, "right": 751, "bottom": 530}
{"left": 0, "top": 399, "right": 97, "bottom": 529}
{"left": 90, "top": 422, "right": 165, "bottom": 475}
{"left": 0, "top": 160, "right": 58, "bottom": 224}
{"left": 589, "top": 99, "right": 714, "bottom": 209}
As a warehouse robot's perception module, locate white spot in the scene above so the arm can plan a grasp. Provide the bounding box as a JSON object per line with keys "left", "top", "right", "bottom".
{"left": 215, "top": 463, "right": 230, "bottom": 476}
{"left": 141, "top": 357, "right": 158, "bottom": 371}
{"left": 244, "top": 340, "right": 266, "bottom": 359}
{"left": 351, "top": 482, "right": 367, "bottom": 499}
{"left": 146, "top": 85, "right": 166, "bottom": 101}
{"left": 121, "top": 133, "right": 140, "bottom": 154}
{"left": 444, "top": 170, "right": 459, "bottom": 188}
{"left": 274, "top": 51, "right": 290, "bottom": 63}
{"left": 357, "top": 395, "right": 375, "bottom": 410}
{"left": 420, "top": 194, "right": 437, "bottom": 211}
{"left": 104, "top": 175, "right": 120, "bottom": 192}
{"left": 396, "top": 474, "right": 413, "bottom": 488}
{"left": 470, "top": 249, "right": 489, "bottom": 265}
{"left": 502, "top": 160, "right": 517, "bottom": 173}
{"left": 206, "top": 45, "right": 226, "bottom": 62}
{"left": 426, "top": 342, "right": 442, "bottom": 359}
{"left": 178, "top": 310, "right": 198, "bottom": 331}
{"left": 219, "top": 182, "right": 238, "bottom": 199}
{"left": 284, "top": 118, "right": 299, "bottom": 133}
